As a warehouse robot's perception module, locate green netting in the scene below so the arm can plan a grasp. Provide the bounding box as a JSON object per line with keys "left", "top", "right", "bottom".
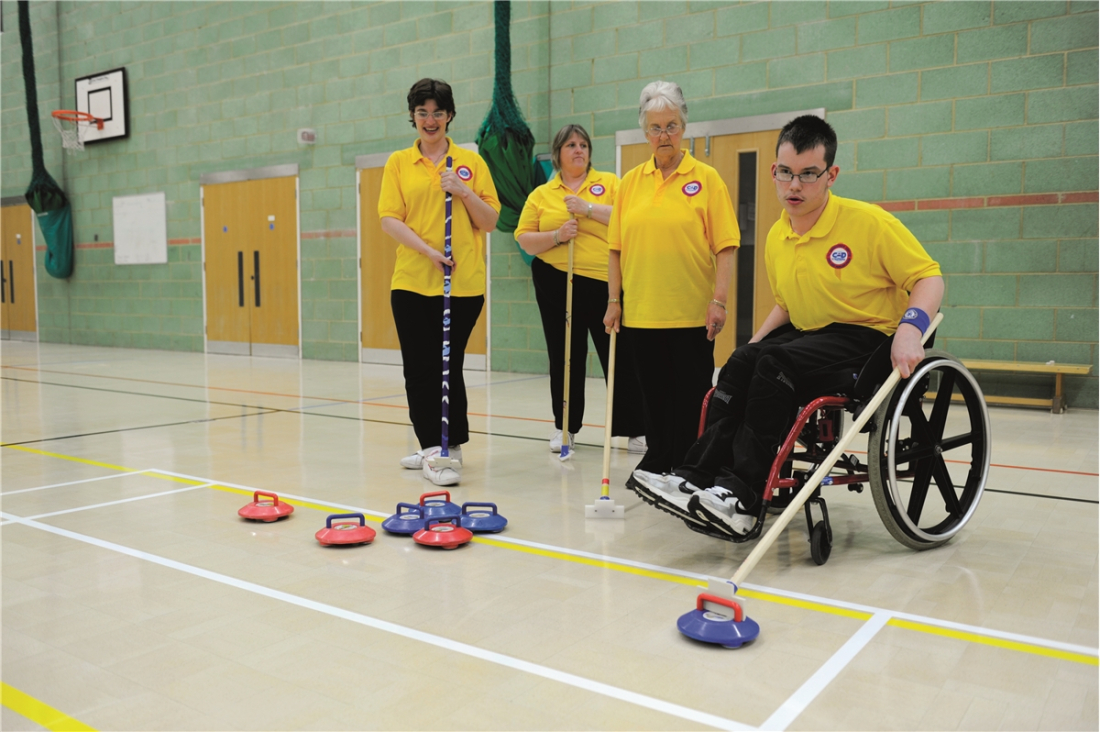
{"left": 19, "top": 0, "right": 73, "bottom": 278}
{"left": 475, "top": 0, "right": 540, "bottom": 265}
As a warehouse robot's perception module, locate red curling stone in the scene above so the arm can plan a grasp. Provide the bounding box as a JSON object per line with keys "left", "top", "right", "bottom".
{"left": 315, "top": 513, "right": 376, "bottom": 547}
{"left": 412, "top": 517, "right": 471, "bottom": 550}
{"left": 238, "top": 491, "right": 294, "bottom": 522}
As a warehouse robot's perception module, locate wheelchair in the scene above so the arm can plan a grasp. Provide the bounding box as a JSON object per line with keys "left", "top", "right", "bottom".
{"left": 687, "top": 332, "right": 992, "bottom": 565}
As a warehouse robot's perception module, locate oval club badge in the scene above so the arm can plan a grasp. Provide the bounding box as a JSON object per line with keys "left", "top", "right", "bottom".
{"left": 827, "top": 243, "right": 853, "bottom": 269}
{"left": 456, "top": 165, "right": 473, "bottom": 181}
{"left": 589, "top": 183, "right": 606, "bottom": 196}
{"left": 682, "top": 180, "right": 702, "bottom": 197}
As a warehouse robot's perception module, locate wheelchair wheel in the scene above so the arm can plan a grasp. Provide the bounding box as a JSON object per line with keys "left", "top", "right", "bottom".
{"left": 868, "top": 350, "right": 991, "bottom": 550}
{"left": 810, "top": 522, "right": 831, "bottom": 565}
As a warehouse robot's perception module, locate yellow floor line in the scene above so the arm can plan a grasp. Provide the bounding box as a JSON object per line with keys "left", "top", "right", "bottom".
{"left": 7, "top": 445, "right": 1096, "bottom": 665}
{"left": 0, "top": 682, "right": 97, "bottom": 732}
{"left": 887, "top": 618, "right": 1099, "bottom": 666}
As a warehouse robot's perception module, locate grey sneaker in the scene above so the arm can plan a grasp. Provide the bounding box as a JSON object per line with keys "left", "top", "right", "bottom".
{"left": 688, "top": 488, "right": 754, "bottom": 537}
{"left": 631, "top": 470, "right": 703, "bottom": 524}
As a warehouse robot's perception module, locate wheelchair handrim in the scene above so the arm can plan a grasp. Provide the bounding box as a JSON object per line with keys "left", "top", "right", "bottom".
{"left": 886, "top": 358, "right": 991, "bottom": 543}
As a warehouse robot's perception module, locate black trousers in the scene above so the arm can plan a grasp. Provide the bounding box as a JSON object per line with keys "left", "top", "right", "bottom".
{"left": 675, "top": 323, "right": 887, "bottom": 509}
{"left": 531, "top": 258, "right": 645, "bottom": 436}
{"left": 391, "top": 289, "right": 484, "bottom": 449}
{"left": 621, "top": 325, "right": 715, "bottom": 474}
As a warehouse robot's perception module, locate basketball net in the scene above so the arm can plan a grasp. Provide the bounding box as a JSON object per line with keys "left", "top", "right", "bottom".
{"left": 51, "top": 110, "right": 103, "bottom": 153}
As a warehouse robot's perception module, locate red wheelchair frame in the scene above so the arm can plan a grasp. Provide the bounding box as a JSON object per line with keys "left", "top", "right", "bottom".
{"left": 694, "top": 347, "right": 991, "bottom": 565}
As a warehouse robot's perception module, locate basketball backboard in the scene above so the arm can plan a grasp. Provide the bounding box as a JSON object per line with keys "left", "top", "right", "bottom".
{"left": 74, "top": 67, "right": 128, "bottom": 144}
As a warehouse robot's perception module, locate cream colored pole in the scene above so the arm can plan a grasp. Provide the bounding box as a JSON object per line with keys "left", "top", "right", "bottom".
{"left": 715, "top": 314, "right": 943, "bottom": 593}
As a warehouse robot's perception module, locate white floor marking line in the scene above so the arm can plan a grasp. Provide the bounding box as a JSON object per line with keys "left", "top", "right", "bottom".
{"left": 1, "top": 512, "right": 753, "bottom": 732}
{"left": 143, "top": 468, "right": 1100, "bottom": 659}
{"left": 760, "top": 612, "right": 890, "bottom": 731}
{"left": 18, "top": 484, "right": 211, "bottom": 521}
{"left": 2, "top": 470, "right": 149, "bottom": 496}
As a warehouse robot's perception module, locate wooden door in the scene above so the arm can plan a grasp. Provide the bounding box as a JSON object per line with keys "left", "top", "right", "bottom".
{"left": 248, "top": 176, "right": 299, "bottom": 352}
{"left": 0, "top": 203, "right": 37, "bottom": 339}
{"left": 359, "top": 163, "right": 487, "bottom": 368}
{"left": 203, "top": 176, "right": 299, "bottom": 356}
{"left": 204, "top": 180, "right": 250, "bottom": 351}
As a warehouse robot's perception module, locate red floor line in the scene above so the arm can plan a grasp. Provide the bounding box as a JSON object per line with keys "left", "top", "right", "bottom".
{"left": 5, "top": 365, "right": 1095, "bottom": 476}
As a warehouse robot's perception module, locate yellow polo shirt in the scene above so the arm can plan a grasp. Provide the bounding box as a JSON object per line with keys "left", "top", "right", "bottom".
{"left": 765, "top": 193, "right": 942, "bottom": 335}
{"left": 514, "top": 169, "right": 618, "bottom": 281}
{"left": 378, "top": 137, "right": 500, "bottom": 297}
{"left": 608, "top": 150, "right": 739, "bottom": 328}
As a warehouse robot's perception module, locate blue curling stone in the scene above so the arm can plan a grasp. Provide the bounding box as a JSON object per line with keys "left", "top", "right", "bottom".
{"left": 459, "top": 502, "right": 508, "bottom": 533}
{"left": 421, "top": 496, "right": 461, "bottom": 519}
{"left": 382, "top": 502, "right": 424, "bottom": 535}
{"left": 676, "top": 594, "right": 759, "bottom": 649}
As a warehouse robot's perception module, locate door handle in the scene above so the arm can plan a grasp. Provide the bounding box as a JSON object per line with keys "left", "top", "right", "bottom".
{"left": 253, "top": 250, "right": 261, "bottom": 307}
{"left": 6, "top": 260, "right": 12, "bottom": 304}
{"left": 1, "top": 258, "right": 6, "bottom": 303}
{"left": 237, "top": 251, "right": 244, "bottom": 307}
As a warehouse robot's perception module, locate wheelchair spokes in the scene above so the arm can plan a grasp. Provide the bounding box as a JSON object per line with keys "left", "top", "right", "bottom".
{"left": 870, "top": 350, "right": 991, "bottom": 549}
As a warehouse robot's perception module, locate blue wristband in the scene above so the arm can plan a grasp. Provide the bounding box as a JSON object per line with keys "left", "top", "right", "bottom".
{"left": 899, "top": 307, "right": 930, "bottom": 335}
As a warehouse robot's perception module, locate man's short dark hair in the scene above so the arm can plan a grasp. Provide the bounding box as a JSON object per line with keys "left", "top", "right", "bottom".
{"left": 407, "top": 78, "right": 456, "bottom": 129}
{"left": 776, "top": 115, "right": 837, "bottom": 168}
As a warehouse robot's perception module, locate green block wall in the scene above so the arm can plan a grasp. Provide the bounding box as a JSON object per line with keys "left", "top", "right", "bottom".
{"left": 2, "top": 1, "right": 1096, "bottom": 406}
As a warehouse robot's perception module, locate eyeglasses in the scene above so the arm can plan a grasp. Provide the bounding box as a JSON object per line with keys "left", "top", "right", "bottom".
{"left": 414, "top": 110, "right": 449, "bottom": 121}
{"left": 774, "top": 166, "right": 826, "bottom": 184}
{"left": 645, "top": 123, "right": 682, "bottom": 138}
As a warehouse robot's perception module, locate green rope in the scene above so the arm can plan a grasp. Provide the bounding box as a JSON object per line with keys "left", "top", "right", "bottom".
{"left": 475, "top": 0, "right": 537, "bottom": 245}
{"left": 19, "top": 0, "right": 73, "bottom": 278}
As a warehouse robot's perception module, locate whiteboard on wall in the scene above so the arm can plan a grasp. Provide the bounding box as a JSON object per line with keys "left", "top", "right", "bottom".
{"left": 113, "top": 192, "right": 167, "bottom": 264}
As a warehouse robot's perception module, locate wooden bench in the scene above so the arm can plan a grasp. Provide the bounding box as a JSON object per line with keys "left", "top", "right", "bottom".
{"left": 955, "top": 360, "right": 1092, "bottom": 413}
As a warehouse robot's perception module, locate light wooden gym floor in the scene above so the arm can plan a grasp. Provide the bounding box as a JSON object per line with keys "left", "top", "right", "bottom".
{"left": 2, "top": 341, "right": 1097, "bottom": 731}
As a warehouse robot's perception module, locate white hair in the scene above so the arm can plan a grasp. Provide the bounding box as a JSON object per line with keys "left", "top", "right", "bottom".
{"left": 638, "top": 80, "right": 688, "bottom": 129}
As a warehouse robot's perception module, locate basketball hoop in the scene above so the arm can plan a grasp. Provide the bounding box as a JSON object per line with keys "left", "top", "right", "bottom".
{"left": 51, "top": 110, "right": 104, "bottom": 153}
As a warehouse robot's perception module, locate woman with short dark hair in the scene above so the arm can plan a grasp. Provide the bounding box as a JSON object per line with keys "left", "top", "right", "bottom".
{"left": 515, "top": 124, "right": 645, "bottom": 454}
{"left": 379, "top": 78, "right": 500, "bottom": 486}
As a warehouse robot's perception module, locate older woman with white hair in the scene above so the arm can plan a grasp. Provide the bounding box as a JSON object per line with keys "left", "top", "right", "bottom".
{"left": 605, "top": 80, "right": 739, "bottom": 484}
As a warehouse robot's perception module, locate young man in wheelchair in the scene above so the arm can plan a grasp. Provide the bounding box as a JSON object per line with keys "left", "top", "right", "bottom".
{"left": 631, "top": 115, "right": 945, "bottom": 540}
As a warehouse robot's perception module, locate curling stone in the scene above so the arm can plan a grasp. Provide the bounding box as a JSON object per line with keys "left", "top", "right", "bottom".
{"left": 412, "top": 515, "right": 472, "bottom": 550}
{"left": 238, "top": 491, "right": 294, "bottom": 522}
{"left": 382, "top": 502, "right": 425, "bottom": 535}
{"left": 315, "top": 513, "right": 376, "bottom": 547}
{"left": 419, "top": 491, "right": 461, "bottom": 519}
{"left": 459, "top": 502, "right": 507, "bottom": 533}
{"left": 676, "top": 593, "right": 759, "bottom": 649}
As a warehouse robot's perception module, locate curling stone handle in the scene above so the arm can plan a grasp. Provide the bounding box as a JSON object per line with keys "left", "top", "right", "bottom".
{"left": 326, "top": 513, "right": 366, "bottom": 529}
{"left": 253, "top": 490, "right": 279, "bottom": 505}
{"left": 395, "top": 502, "right": 423, "bottom": 516}
{"left": 461, "top": 501, "right": 497, "bottom": 515}
{"left": 696, "top": 593, "right": 743, "bottom": 623}
{"left": 425, "top": 513, "right": 460, "bottom": 529}
{"left": 419, "top": 490, "right": 452, "bottom": 506}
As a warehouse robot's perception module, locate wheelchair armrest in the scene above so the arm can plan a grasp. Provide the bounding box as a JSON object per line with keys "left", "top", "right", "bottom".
{"left": 852, "top": 320, "right": 939, "bottom": 400}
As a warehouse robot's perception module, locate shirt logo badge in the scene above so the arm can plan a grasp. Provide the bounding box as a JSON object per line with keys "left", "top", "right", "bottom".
{"left": 589, "top": 183, "right": 606, "bottom": 196}
{"left": 827, "top": 243, "right": 853, "bottom": 269}
{"left": 682, "top": 180, "right": 702, "bottom": 197}
{"left": 455, "top": 165, "right": 473, "bottom": 181}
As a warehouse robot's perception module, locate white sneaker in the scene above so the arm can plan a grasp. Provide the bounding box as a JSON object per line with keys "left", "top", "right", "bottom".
{"left": 549, "top": 430, "right": 575, "bottom": 453}
{"left": 627, "top": 436, "right": 648, "bottom": 454}
{"left": 689, "top": 487, "right": 754, "bottom": 537}
{"left": 422, "top": 461, "right": 460, "bottom": 486}
{"left": 631, "top": 469, "right": 701, "bottom": 523}
{"left": 400, "top": 445, "right": 462, "bottom": 470}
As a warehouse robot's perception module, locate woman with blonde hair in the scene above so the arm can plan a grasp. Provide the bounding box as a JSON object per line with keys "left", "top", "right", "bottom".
{"left": 516, "top": 124, "right": 645, "bottom": 453}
